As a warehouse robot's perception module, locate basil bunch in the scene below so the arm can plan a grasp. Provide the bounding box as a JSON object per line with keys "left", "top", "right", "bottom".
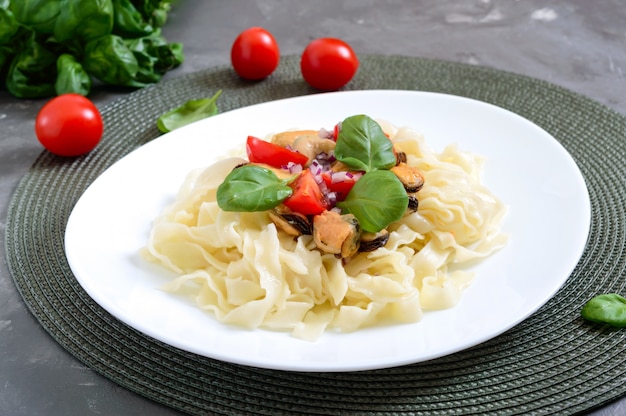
{"left": 0, "top": 0, "right": 183, "bottom": 98}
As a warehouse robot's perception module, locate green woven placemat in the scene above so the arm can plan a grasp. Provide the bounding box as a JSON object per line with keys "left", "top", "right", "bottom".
{"left": 6, "top": 55, "right": 626, "bottom": 415}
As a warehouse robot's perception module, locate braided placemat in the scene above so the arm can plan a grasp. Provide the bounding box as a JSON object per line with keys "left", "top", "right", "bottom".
{"left": 6, "top": 55, "right": 626, "bottom": 415}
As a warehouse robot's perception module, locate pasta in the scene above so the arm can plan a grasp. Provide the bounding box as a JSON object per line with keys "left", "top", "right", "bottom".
{"left": 143, "top": 121, "right": 508, "bottom": 340}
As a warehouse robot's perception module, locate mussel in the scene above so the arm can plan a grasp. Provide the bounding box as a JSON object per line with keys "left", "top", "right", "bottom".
{"left": 396, "top": 151, "right": 407, "bottom": 165}
{"left": 313, "top": 210, "right": 361, "bottom": 258}
{"left": 390, "top": 162, "right": 425, "bottom": 193}
{"left": 271, "top": 130, "right": 336, "bottom": 164}
{"left": 359, "top": 229, "right": 390, "bottom": 252}
{"left": 406, "top": 195, "right": 419, "bottom": 214}
{"left": 268, "top": 206, "right": 312, "bottom": 236}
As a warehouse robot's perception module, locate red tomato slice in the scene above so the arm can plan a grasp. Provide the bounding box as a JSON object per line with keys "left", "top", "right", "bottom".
{"left": 246, "top": 135, "right": 309, "bottom": 168}
{"left": 321, "top": 171, "right": 359, "bottom": 201}
{"left": 283, "top": 170, "right": 327, "bottom": 215}
{"left": 332, "top": 123, "right": 340, "bottom": 141}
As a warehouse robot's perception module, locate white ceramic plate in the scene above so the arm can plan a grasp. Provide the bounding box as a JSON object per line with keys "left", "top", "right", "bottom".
{"left": 65, "top": 90, "right": 590, "bottom": 372}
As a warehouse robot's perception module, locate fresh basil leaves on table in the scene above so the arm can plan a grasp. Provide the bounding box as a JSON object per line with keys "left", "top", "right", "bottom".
{"left": 0, "top": 0, "right": 183, "bottom": 98}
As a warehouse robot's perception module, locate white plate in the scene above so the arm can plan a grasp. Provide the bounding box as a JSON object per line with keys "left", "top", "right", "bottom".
{"left": 65, "top": 90, "right": 590, "bottom": 372}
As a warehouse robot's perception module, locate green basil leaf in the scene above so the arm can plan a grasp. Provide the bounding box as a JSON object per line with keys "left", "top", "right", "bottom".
{"left": 132, "top": 0, "right": 171, "bottom": 28}
{"left": 157, "top": 90, "right": 221, "bottom": 133}
{"left": 9, "top": 0, "right": 62, "bottom": 34}
{"left": 0, "top": 46, "right": 10, "bottom": 75}
{"left": 125, "top": 35, "right": 161, "bottom": 85}
{"left": 52, "top": 0, "right": 114, "bottom": 43}
{"left": 11, "top": 0, "right": 113, "bottom": 42}
{"left": 337, "top": 170, "right": 408, "bottom": 232}
{"left": 160, "top": 41, "right": 183, "bottom": 71}
{"left": 112, "top": 0, "right": 153, "bottom": 38}
{"left": 581, "top": 293, "right": 626, "bottom": 327}
{"left": 125, "top": 29, "right": 183, "bottom": 86}
{"left": 5, "top": 34, "right": 56, "bottom": 98}
{"left": 0, "top": 1, "right": 20, "bottom": 44}
{"left": 217, "top": 165, "right": 292, "bottom": 212}
{"left": 334, "top": 114, "right": 397, "bottom": 172}
{"left": 54, "top": 53, "right": 91, "bottom": 95}
{"left": 83, "top": 34, "right": 138, "bottom": 85}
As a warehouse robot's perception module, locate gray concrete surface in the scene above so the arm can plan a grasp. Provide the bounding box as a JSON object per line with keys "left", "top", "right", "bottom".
{"left": 1, "top": 1, "right": 625, "bottom": 415}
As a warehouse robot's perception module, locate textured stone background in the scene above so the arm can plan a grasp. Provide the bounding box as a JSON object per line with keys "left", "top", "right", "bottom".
{"left": 1, "top": 1, "right": 624, "bottom": 415}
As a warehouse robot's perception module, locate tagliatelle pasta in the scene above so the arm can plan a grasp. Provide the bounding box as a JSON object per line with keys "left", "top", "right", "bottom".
{"left": 143, "top": 121, "right": 508, "bottom": 341}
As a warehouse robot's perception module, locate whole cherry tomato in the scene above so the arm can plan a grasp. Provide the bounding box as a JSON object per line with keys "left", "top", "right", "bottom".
{"left": 35, "top": 94, "right": 103, "bottom": 157}
{"left": 300, "top": 38, "right": 359, "bottom": 91}
{"left": 231, "top": 27, "right": 280, "bottom": 80}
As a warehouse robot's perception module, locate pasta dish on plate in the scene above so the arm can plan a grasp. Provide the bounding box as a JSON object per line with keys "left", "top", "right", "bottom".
{"left": 143, "top": 115, "right": 508, "bottom": 340}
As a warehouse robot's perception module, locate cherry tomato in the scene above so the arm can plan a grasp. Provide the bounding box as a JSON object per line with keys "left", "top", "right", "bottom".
{"left": 322, "top": 171, "right": 360, "bottom": 201}
{"left": 35, "top": 94, "right": 103, "bottom": 157}
{"left": 231, "top": 27, "right": 280, "bottom": 80}
{"left": 300, "top": 38, "right": 359, "bottom": 91}
{"left": 283, "top": 170, "right": 328, "bottom": 215}
{"left": 246, "top": 135, "right": 309, "bottom": 168}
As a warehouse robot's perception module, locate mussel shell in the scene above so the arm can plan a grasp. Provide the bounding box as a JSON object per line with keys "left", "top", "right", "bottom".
{"left": 396, "top": 151, "right": 407, "bottom": 165}
{"left": 359, "top": 229, "right": 390, "bottom": 252}
{"left": 407, "top": 195, "right": 419, "bottom": 212}
{"left": 269, "top": 208, "right": 312, "bottom": 236}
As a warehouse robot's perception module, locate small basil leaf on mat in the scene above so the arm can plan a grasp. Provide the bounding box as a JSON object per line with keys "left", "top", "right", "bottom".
{"left": 581, "top": 293, "right": 626, "bottom": 327}
{"left": 157, "top": 90, "right": 222, "bottom": 133}
{"left": 217, "top": 165, "right": 292, "bottom": 212}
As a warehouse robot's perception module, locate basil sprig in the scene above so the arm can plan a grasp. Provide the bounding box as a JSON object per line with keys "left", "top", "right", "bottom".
{"left": 217, "top": 164, "right": 293, "bottom": 212}
{"left": 334, "top": 114, "right": 397, "bottom": 172}
{"left": 581, "top": 293, "right": 626, "bottom": 327}
{"left": 337, "top": 170, "right": 408, "bottom": 232}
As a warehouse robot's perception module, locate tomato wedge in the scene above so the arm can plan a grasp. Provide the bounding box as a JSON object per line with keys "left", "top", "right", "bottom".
{"left": 246, "top": 135, "right": 309, "bottom": 168}
{"left": 332, "top": 123, "right": 340, "bottom": 141}
{"left": 283, "top": 170, "right": 328, "bottom": 215}
{"left": 321, "top": 171, "right": 360, "bottom": 201}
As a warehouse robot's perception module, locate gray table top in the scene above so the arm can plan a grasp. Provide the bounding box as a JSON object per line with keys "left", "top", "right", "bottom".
{"left": 1, "top": 1, "right": 625, "bottom": 415}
